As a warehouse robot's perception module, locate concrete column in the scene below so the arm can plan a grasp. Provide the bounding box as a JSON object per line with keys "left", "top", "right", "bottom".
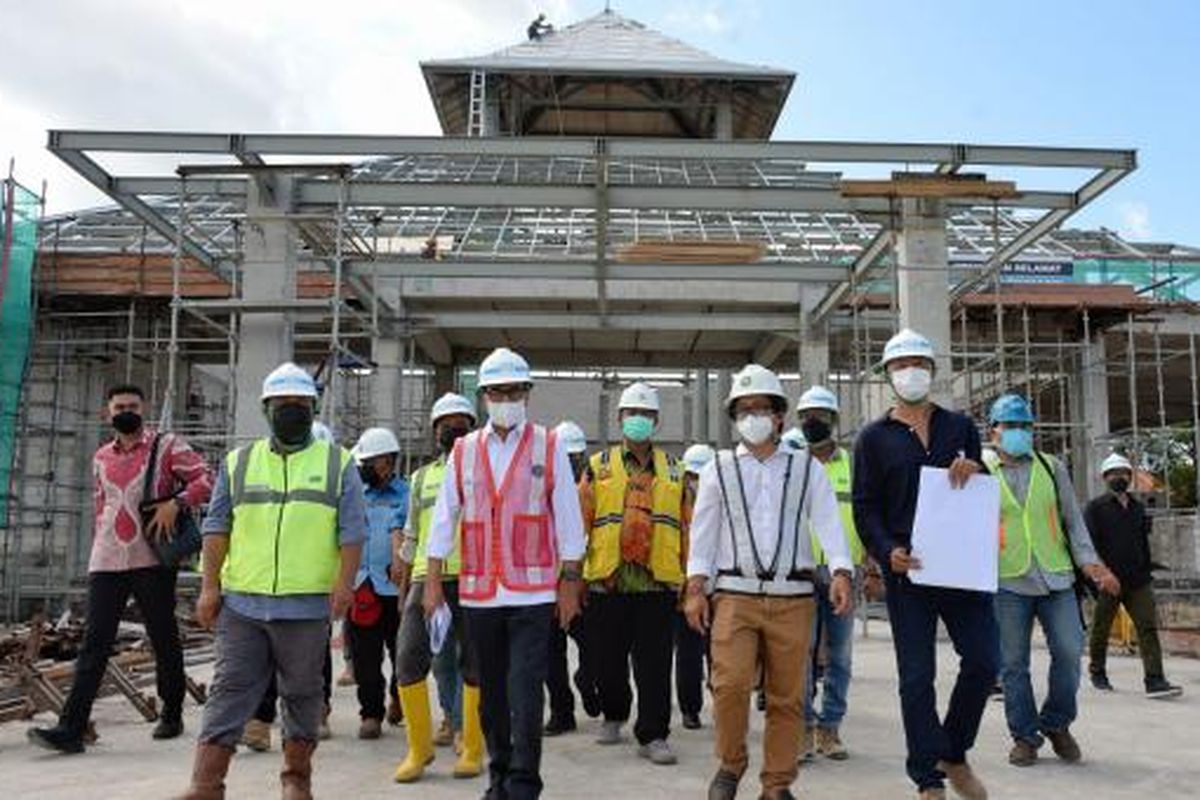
{"left": 692, "top": 368, "right": 711, "bottom": 444}
{"left": 715, "top": 370, "right": 733, "bottom": 447}
{"left": 798, "top": 285, "right": 829, "bottom": 390}
{"left": 1072, "top": 333, "right": 1110, "bottom": 498}
{"left": 896, "top": 198, "right": 953, "bottom": 405}
{"left": 234, "top": 178, "right": 296, "bottom": 439}
{"left": 715, "top": 93, "right": 734, "bottom": 141}
{"left": 433, "top": 366, "right": 455, "bottom": 398}
{"left": 371, "top": 336, "right": 403, "bottom": 429}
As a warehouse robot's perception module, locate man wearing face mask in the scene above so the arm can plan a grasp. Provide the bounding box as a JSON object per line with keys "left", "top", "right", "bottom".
{"left": 852, "top": 329, "right": 996, "bottom": 800}
{"left": 543, "top": 420, "right": 599, "bottom": 736}
{"left": 393, "top": 392, "right": 484, "bottom": 783}
{"left": 345, "top": 427, "right": 408, "bottom": 740}
{"left": 1084, "top": 454, "right": 1183, "bottom": 699}
{"left": 676, "top": 443, "right": 715, "bottom": 730}
{"left": 981, "top": 394, "right": 1121, "bottom": 767}
{"left": 580, "top": 382, "right": 690, "bottom": 765}
{"left": 685, "top": 364, "right": 853, "bottom": 800}
{"left": 423, "top": 348, "right": 586, "bottom": 800}
{"left": 180, "top": 363, "right": 366, "bottom": 800}
{"left": 28, "top": 384, "right": 212, "bottom": 755}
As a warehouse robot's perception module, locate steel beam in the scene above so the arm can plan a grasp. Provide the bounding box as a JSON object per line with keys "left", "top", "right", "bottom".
{"left": 346, "top": 259, "right": 850, "bottom": 283}
{"left": 409, "top": 311, "right": 796, "bottom": 331}
{"left": 810, "top": 230, "right": 891, "bottom": 323}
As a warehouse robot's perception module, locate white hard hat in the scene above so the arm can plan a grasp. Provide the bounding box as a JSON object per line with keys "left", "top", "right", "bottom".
{"left": 430, "top": 392, "right": 477, "bottom": 424}
{"left": 261, "top": 362, "right": 319, "bottom": 400}
{"left": 726, "top": 364, "right": 787, "bottom": 414}
{"left": 352, "top": 427, "right": 401, "bottom": 463}
{"left": 310, "top": 421, "right": 334, "bottom": 444}
{"left": 554, "top": 421, "right": 588, "bottom": 454}
{"left": 618, "top": 382, "right": 660, "bottom": 413}
{"left": 477, "top": 347, "right": 533, "bottom": 388}
{"left": 797, "top": 385, "right": 839, "bottom": 415}
{"left": 681, "top": 443, "right": 715, "bottom": 474}
{"left": 880, "top": 328, "right": 935, "bottom": 369}
{"left": 780, "top": 427, "right": 806, "bottom": 451}
{"left": 1100, "top": 453, "right": 1133, "bottom": 475}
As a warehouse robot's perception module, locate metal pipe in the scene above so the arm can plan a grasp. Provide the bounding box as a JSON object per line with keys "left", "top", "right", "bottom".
{"left": 164, "top": 176, "right": 187, "bottom": 430}
{"left": 1127, "top": 312, "right": 1139, "bottom": 464}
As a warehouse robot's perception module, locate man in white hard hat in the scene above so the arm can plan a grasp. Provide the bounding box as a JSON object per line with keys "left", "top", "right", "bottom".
{"left": 580, "top": 382, "right": 690, "bottom": 765}
{"left": 180, "top": 362, "right": 367, "bottom": 800}
{"left": 343, "top": 427, "right": 408, "bottom": 739}
{"left": 544, "top": 420, "right": 600, "bottom": 735}
{"left": 685, "top": 364, "right": 853, "bottom": 800}
{"left": 676, "top": 443, "right": 715, "bottom": 730}
{"left": 423, "top": 348, "right": 586, "bottom": 800}
{"left": 393, "top": 392, "right": 485, "bottom": 782}
{"left": 852, "top": 330, "right": 996, "bottom": 800}
{"left": 795, "top": 385, "right": 880, "bottom": 763}
{"left": 1085, "top": 453, "right": 1183, "bottom": 699}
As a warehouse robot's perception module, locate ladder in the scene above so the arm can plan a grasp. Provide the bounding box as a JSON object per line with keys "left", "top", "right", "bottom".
{"left": 468, "top": 69, "right": 487, "bottom": 137}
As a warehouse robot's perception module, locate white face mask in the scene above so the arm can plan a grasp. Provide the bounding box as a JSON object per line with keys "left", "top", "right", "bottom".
{"left": 486, "top": 399, "right": 527, "bottom": 429}
{"left": 891, "top": 367, "right": 932, "bottom": 403}
{"left": 736, "top": 414, "right": 775, "bottom": 446}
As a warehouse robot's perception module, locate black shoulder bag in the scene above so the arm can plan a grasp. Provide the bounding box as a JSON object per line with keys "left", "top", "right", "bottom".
{"left": 140, "top": 433, "right": 204, "bottom": 568}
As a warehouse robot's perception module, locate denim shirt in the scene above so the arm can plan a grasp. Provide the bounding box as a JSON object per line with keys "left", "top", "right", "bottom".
{"left": 356, "top": 475, "right": 409, "bottom": 596}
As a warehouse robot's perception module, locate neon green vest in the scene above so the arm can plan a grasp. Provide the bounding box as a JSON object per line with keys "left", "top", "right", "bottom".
{"left": 409, "top": 457, "right": 462, "bottom": 580}
{"left": 811, "top": 448, "right": 865, "bottom": 566}
{"left": 986, "top": 451, "right": 1073, "bottom": 579}
{"left": 222, "top": 438, "right": 350, "bottom": 595}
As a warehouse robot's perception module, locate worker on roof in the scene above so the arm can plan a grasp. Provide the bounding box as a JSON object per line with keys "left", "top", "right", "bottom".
{"left": 528, "top": 13, "right": 554, "bottom": 41}
{"left": 580, "top": 383, "right": 692, "bottom": 765}
{"left": 422, "top": 348, "right": 586, "bottom": 799}
{"left": 685, "top": 364, "right": 853, "bottom": 800}
{"left": 983, "top": 394, "right": 1120, "bottom": 768}
{"left": 179, "top": 362, "right": 367, "bottom": 800}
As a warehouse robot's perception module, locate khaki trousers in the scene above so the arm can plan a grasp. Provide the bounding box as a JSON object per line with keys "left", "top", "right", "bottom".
{"left": 710, "top": 592, "right": 815, "bottom": 793}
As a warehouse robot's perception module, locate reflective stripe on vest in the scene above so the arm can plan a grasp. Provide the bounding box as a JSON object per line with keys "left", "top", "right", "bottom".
{"left": 984, "top": 450, "right": 1073, "bottom": 579}
{"left": 810, "top": 449, "right": 865, "bottom": 566}
{"left": 411, "top": 458, "right": 462, "bottom": 580}
{"left": 223, "top": 438, "right": 347, "bottom": 595}
{"left": 711, "top": 449, "right": 814, "bottom": 597}
{"left": 456, "top": 425, "right": 559, "bottom": 600}
{"left": 583, "top": 446, "right": 685, "bottom": 585}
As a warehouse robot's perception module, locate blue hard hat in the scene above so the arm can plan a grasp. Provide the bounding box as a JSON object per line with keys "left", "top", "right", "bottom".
{"left": 989, "top": 394, "right": 1035, "bottom": 425}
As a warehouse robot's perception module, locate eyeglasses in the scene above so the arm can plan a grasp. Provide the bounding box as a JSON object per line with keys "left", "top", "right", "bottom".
{"left": 483, "top": 384, "right": 528, "bottom": 400}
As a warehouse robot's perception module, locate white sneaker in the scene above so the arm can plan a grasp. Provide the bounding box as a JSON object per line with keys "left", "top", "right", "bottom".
{"left": 637, "top": 738, "right": 677, "bottom": 765}
{"left": 595, "top": 720, "right": 622, "bottom": 745}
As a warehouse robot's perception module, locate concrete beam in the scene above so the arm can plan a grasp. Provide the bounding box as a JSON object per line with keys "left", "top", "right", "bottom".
{"left": 410, "top": 311, "right": 797, "bottom": 332}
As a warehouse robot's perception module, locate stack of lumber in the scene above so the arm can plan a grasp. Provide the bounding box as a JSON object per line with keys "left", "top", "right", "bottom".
{"left": 615, "top": 239, "right": 766, "bottom": 264}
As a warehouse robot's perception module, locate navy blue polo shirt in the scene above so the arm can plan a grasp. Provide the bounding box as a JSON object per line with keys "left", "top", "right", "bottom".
{"left": 852, "top": 405, "right": 983, "bottom": 567}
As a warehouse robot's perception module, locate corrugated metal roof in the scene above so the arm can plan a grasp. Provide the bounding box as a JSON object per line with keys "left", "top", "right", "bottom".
{"left": 421, "top": 9, "right": 793, "bottom": 79}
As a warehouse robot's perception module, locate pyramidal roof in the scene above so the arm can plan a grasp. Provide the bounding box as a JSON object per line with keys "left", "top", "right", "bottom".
{"left": 422, "top": 8, "right": 793, "bottom": 80}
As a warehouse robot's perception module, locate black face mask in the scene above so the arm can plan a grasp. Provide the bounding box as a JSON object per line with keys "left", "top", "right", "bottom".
{"left": 801, "top": 418, "right": 832, "bottom": 445}
{"left": 270, "top": 404, "right": 313, "bottom": 446}
{"left": 111, "top": 411, "right": 143, "bottom": 435}
{"left": 1108, "top": 477, "right": 1130, "bottom": 494}
{"left": 569, "top": 454, "right": 587, "bottom": 483}
{"left": 438, "top": 425, "right": 470, "bottom": 454}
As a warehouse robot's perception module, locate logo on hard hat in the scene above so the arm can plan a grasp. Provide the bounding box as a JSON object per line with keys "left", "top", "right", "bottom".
{"left": 740, "top": 375, "right": 753, "bottom": 387}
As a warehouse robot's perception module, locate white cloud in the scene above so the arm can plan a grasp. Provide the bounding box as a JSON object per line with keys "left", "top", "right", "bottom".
{"left": 1118, "top": 201, "right": 1153, "bottom": 240}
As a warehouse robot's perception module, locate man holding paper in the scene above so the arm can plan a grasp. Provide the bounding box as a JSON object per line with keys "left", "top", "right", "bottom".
{"left": 852, "top": 329, "right": 998, "bottom": 800}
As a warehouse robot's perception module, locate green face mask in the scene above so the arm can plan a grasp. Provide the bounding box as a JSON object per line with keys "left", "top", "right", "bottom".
{"left": 622, "top": 415, "right": 655, "bottom": 443}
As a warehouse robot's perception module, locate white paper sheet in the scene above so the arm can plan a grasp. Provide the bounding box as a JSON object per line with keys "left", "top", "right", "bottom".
{"left": 908, "top": 466, "right": 1000, "bottom": 593}
{"left": 427, "top": 601, "right": 453, "bottom": 655}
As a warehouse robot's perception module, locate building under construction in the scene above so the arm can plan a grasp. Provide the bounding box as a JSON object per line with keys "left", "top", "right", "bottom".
{"left": 2, "top": 8, "right": 1199, "bottom": 632}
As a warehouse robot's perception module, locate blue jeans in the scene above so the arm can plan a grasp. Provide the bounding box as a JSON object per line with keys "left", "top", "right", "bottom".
{"left": 885, "top": 574, "right": 999, "bottom": 791}
{"left": 804, "top": 584, "right": 854, "bottom": 729}
{"left": 994, "top": 588, "right": 1084, "bottom": 746}
{"left": 433, "top": 639, "right": 463, "bottom": 729}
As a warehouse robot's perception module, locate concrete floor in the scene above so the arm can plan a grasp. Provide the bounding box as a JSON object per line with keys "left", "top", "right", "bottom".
{"left": 2, "top": 630, "right": 1197, "bottom": 799}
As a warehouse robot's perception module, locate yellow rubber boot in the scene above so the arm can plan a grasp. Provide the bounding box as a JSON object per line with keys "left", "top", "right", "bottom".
{"left": 393, "top": 681, "right": 435, "bottom": 783}
{"left": 453, "top": 684, "right": 485, "bottom": 779}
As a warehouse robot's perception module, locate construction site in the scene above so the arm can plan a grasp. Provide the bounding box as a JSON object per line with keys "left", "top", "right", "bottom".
{"left": 1, "top": 6, "right": 1198, "bottom": 798}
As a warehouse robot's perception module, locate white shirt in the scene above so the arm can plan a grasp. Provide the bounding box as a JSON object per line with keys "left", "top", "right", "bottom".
{"left": 428, "top": 421, "right": 586, "bottom": 608}
{"left": 687, "top": 443, "right": 853, "bottom": 581}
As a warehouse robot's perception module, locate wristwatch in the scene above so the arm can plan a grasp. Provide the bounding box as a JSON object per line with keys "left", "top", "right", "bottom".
{"left": 560, "top": 567, "right": 583, "bottom": 582}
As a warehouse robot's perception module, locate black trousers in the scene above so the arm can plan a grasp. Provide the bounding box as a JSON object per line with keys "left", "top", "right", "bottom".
{"left": 345, "top": 595, "right": 401, "bottom": 719}
{"left": 673, "top": 608, "right": 708, "bottom": 717}
{"left": 545, "top": 608, "right": 594, "bottom": 720}
{"left": 60, "top": 568, "right": 185, "bottom": 735}
{"left": 590, "top": 590, "right": 675, "bottom": 744}
{"left": 254, "top": 637, "right": 334, "bottom": 724}
{"left": 466, "top": 603, "right": 553, "bottom": 800}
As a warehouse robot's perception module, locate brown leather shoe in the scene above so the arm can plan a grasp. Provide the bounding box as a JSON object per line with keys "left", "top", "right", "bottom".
{"left": 918, "top": 790, "right": 947, "bottom": 799}
{"left": 358, "top": 718, "right": 382, "bottom": 740}
{"left": 937, "top": 760, "right": 988, "bottom": 800}
{"left": 1044, "top": 728, "right": 1082, "bottom": 762}
{"left": 281, "top": 739, "right": 315, "bottom": 800}
{"left": 178, "top": 743, "right": 234, "bottom": 800}
{"left": 1008, "top": 740, "right": 1038, "bottom": 767}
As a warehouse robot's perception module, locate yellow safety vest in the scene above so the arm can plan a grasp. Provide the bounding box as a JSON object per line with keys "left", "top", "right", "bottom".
{"left": 811, "top": 448, "right": 866, "bottom": 566}
{"left": 409, "top": 457, "right": 462, "bottom": 580}
{"left": 222, "top": 438, "right": 350, "bottom": 595}
{"left": 584, "top": 446, "right": 685, "bottom": 586}
{"left": 986, "top": 451, "right": 1073, "bottom": 579}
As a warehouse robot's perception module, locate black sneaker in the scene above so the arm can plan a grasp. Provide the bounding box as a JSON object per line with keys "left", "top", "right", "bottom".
{"left": 574, "top": 672, "right": 601, "bottom": 719}
{"left": 27, "top": 726, "right": 85, "bottom": 754}
{"left": 1145, "top": 678, "right": 1183, "bottom": 700}
{"left": 1090, "top": 672, "right": 1114, "bottom": 691}
{"left": 682, "top": 712, "right": 702, "bottom": 730}
{"left": 152, "top": 717, "right": 184, "bottom": 740}
{"left": 543, "top": 715, "right": 577, "bottom": 736}
{"left": 707, "top": 769, "right": 740, "bottom": 800}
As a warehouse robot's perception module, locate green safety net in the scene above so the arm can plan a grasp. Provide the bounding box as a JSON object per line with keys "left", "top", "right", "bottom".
{"left": 0, "top": 180, "right": 38, "bottom": 525}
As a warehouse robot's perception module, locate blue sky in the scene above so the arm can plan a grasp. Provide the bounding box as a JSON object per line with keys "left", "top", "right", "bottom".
{"left": 3, "top": 0, "right": 1196, "bottom": 245}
